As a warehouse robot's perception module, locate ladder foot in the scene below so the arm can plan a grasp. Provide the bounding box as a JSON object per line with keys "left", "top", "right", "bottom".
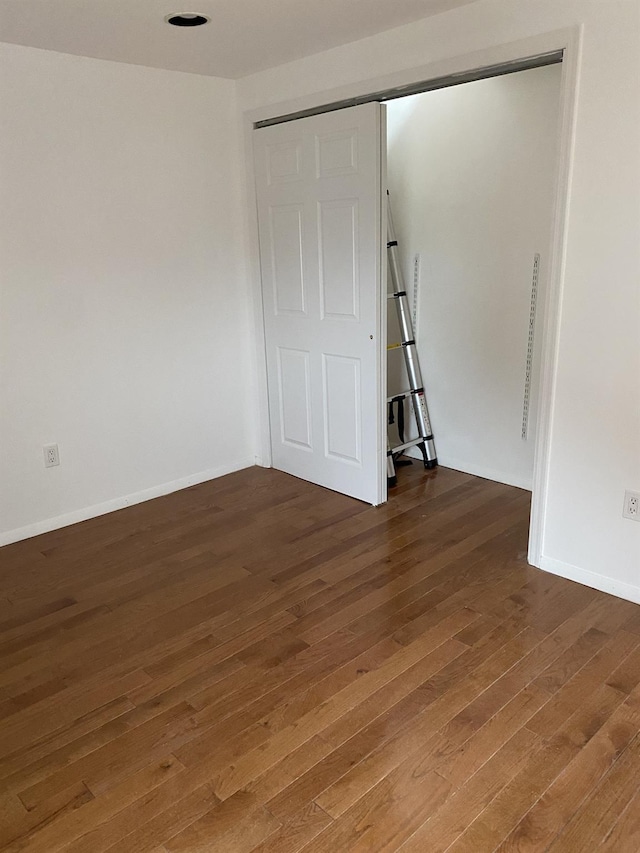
{"left": 387, "top": 475, "right": 398, "bottom": 487}
{"left": 424, "top": 458, "right": 438, "bottom": 470}
{"left": 395, "top": 456, "right": 413, "bottom": 467}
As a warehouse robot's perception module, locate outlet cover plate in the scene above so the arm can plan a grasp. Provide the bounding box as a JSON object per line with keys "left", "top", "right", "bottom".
{"left": 43, "top": 444, "right": 60, "bottom": 468}
{"left": 623, "top": 490, "right": 640, "bottom": 521}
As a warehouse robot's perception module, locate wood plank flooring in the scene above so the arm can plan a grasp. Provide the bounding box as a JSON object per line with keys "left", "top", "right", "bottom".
{"left": 1, "top": 464, "right": 640, "bottom": 851}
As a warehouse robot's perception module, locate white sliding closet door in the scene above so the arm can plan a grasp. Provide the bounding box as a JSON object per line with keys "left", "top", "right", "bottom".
{"left": 254, "top": 102, "right": 386, "bottom": 504}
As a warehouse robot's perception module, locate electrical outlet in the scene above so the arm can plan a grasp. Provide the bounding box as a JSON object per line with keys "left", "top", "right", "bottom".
{"left": 623, "top": 490, "right": 640, "bottom": 521}
{"left": 43, "top": 444, "right": 60, "bottom": 468}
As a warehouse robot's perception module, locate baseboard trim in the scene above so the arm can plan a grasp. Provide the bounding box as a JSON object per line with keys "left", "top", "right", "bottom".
{"left": 539, "top": 555, "right": 640, "bottom": 605}
{"left": 404, "top": 450, "right": 533, "bottom": 491}
{"left": 0, "top": 457, "right": 255, "bottom": 547}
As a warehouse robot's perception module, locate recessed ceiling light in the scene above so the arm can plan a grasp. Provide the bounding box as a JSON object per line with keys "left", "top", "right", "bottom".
{"left": 166, "top": 13, "right": 210, "bottom": 27}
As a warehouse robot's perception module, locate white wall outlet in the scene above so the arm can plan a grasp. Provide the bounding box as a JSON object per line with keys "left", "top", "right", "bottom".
{"left": 43, "top": 444, "right": 60, "bottom": 468}
{"left": 623, "top": 490, "right": 640, "bottom": 521}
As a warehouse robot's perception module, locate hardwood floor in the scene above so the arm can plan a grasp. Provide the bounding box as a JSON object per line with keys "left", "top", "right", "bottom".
{"left": 1, "top": 464, "right": 640, "bottom": 852}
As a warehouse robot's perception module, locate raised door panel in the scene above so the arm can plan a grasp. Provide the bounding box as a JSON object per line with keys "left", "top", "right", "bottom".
{"left": 266, "top": 140, "right": 302, "bottom": 185}
{"left": 323, "top": 353, "right": 361, "bottom": 465}
{"left": 269, "top": 204, "right": 306, "bottom": 315}
{"left": 315, "top": 129, "right": 359, "bottom": 178}
{"left": 277, "top": 347, "right": 312, "bottom": 450}
{"left": 318, "top": 199, "right": 359, "bottom": 320}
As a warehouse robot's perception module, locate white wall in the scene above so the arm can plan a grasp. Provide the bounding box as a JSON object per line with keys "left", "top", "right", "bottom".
{"left": 386, "top": 65, "right": 562, "bottom": 490}
{"left": 238, "top": 0, "right": 640, "bottom": 601}
{"left": 0, "top": 44, "right": 254, "bottom": 544}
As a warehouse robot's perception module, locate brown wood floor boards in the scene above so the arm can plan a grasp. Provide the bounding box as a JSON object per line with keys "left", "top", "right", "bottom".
{"left": 1, "top": 463, "right": 640, "bottom": 851}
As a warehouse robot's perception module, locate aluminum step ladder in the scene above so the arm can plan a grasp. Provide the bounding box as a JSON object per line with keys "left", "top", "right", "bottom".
{"left": 386, "top": 192, "right": 438, "bottom": 486}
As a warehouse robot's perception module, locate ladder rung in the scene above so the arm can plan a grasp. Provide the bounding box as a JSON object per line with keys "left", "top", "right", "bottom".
{"left": 386, "top": 291, "right": 407, "bottom": 300}
{"left": 387, "top": 389, "right": 424, "bottom": 403}
{"left": 387, "top": 340, "right": 416, "bottom": 350}
{"left": 388, "top": 437, "right": 426, "bottom": 455}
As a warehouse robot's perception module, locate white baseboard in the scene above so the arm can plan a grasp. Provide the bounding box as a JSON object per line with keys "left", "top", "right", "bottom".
{"left": 0, "top": 457, "right": 255, "bottom": 547}
{"left": 539, "top": 555, "right": 640, "bottom": 606}
{"left": 405, "top": 450, "right": 533, "bottom": 491}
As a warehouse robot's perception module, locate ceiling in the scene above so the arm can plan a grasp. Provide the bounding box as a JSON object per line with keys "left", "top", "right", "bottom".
{"left": 0, "top": 0, "right": 480, "bottom": 79}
